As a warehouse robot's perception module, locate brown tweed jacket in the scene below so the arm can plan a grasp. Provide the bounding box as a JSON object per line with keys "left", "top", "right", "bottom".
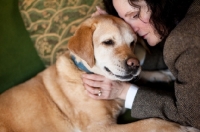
{"left": 131, "top": 0, "right": 200, "bottom": 129}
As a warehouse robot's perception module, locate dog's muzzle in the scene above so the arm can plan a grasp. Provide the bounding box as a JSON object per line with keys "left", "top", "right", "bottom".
{"left": 104, "top": 57, "right": 141, "bottom": 81}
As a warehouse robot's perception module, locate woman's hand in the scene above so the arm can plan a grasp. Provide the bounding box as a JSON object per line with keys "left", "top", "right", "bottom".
{"left": 82, "top": 73, "right": 131, "bottom": 100}
{"left": 91, "top": 6, "right": 107, "bottom": 17}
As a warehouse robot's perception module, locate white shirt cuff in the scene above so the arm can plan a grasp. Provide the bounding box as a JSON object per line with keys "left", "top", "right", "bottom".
{"left": 125, "top": 84, "right": 139, "bottom": 109}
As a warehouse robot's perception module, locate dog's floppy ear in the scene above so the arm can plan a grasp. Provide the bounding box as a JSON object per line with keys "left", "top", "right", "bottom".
{"left": 67, "top": 23, "right": 96, "bottom": 67}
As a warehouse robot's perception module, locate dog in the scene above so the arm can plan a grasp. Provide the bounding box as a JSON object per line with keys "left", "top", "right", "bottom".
{"left": 0, "top": 14, "right": 199, "bottom": 132}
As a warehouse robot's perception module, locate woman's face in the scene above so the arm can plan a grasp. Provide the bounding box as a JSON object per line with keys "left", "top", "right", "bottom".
{"left": 113, "top": 0, "right": 162, "bottom": 46}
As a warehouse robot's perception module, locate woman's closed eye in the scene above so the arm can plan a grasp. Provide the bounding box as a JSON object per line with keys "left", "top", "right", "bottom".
{"left": 132, "top": 11, "right": 140, "bottom": 19}
{"left": 125, "top": 11, "right": 140, "bottom": 20}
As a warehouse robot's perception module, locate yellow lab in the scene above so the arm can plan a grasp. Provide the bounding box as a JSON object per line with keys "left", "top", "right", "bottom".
{"left": 0, "top": 15, "right": 198, "bottom": 132}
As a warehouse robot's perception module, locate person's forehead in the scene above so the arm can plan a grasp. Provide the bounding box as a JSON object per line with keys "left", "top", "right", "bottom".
{"left": 113, "top": 0, "right": 145, "bottom": 9}
{"left": 113, "top": 0, "right": 140, "bottom": 15}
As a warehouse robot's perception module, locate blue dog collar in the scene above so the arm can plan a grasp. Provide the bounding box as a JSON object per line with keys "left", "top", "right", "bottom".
{"left": 71, "top": 55, "right": 93, "bottom": 74}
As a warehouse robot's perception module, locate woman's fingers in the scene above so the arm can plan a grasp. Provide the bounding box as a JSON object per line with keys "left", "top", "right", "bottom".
{"left": 82, "top": 76, "right": 104, "bottom": 88}
{"left": 82, "top": 73, "right": 130, "bottom": 100}
{"left": 82, "top": 73, "right": 104, "bottom": 81}
{"left": 82, "top": 74, "right": 112, "bottom": 99}
{"left": 82, "top": 74, "right": 113, "bottom": 91}
{"left": 84, "top": 84, "right": 101, "bottom": 95}
{"left": 86, "top": 90, "right": 102, "bottom": 99}
{"left": 84, "top": 84, "right": 110, "bottom": 99}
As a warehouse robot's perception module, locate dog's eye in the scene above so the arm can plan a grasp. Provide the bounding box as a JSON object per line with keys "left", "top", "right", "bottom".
{"left": 103, "top": 40, "right": 114, "bottom": 45}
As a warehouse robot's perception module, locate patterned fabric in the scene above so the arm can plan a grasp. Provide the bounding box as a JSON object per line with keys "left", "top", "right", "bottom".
{"left": 18, "top": 0, "right": 103, "bottom": 67}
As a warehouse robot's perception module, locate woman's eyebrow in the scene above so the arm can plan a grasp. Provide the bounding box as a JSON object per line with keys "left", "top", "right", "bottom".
{"left": 122, "top": 2, "right": 140, "bottom": 18}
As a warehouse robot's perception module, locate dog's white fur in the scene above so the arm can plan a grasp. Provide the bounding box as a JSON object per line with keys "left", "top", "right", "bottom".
{"left": 0, "top": 15, "right": 198, "bottom": 132}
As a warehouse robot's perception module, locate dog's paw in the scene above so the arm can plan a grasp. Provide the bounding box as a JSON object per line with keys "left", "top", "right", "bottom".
{"left": 160, "top": 69, "right": 176, "bottom": 81}
{"left": 180, "top": 126, "right": 200, "bottom": 132}
{"left": 140, "top": 69, "right": 175, "bottom": 82}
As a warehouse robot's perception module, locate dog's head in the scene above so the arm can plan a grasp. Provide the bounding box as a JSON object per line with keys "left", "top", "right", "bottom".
{"left": 67, "top": 14, "right": 141, "bottom": 81}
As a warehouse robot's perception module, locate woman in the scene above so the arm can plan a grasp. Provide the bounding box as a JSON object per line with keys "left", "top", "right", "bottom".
{"left": 82, "top": 0, "right": 200, "bottom": 129}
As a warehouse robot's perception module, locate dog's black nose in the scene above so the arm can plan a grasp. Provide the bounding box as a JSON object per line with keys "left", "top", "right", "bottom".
{"left": 126, "top": 58, "right": 140, "bottom": 72}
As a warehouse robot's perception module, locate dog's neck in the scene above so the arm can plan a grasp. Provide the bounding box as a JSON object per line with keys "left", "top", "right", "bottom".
{"left": 71, "top": 55, "right": 93, "bottom": 74}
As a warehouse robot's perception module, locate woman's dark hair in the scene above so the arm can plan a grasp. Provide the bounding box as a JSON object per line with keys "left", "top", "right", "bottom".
{"left": 103, "top": 0, "right": 194, "bottom": 38}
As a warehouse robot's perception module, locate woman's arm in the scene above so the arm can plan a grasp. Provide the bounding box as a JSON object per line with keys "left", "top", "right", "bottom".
{"left": 131, "top": 44, "right": 200, "bottom": 129}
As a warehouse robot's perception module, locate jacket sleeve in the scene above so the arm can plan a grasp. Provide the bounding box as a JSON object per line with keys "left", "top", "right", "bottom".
{"left": 131, "top": 0, "right": 200, "bottom": 128}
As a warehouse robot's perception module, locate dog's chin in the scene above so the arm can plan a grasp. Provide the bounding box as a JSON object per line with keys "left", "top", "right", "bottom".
{"left": 104, "top": 67, "right": 140, "bottom": 81}
{"left": 115, "top": 75, "right": 137, "bottom": 81}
